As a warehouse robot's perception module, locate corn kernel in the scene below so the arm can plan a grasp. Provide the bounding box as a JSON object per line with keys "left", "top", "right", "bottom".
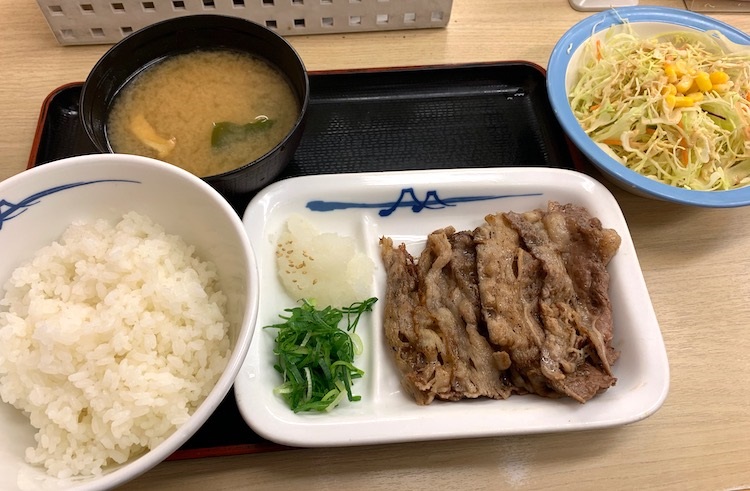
{"left": 686, "top": 92, "right": 704, "bottom": 102}
{"left": 676, "top": 75, "right": 694, "bottom": 94}
{"left": 664, "top": 94, "right": 676, "bottom": 109}
{"left": 665, "top": 64, "right": 678, "bottom": 83}
{"left": 674, "top": 96, "right": 694, "bottom": 108}
{"left": 661, "top": 84, "right": 677, "bottom": 96}
{"left": 710, "top": 71, "right": 730, "bottom": 85}
{"left": 695, "top": 71, "right": 712, "bottom": 92}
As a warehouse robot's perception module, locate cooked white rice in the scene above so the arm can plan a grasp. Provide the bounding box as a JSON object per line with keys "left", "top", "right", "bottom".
{"left": 0, "top": 211, "right": 230, "bottom": 479}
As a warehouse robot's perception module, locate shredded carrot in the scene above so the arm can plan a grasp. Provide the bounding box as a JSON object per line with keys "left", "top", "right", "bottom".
{"left": 680, "top": 148, "right": 689, "bottom": 166}
{"left": 676, "top": 120, "right": 689, "bottom": 167}
{"left": 596, "top": 39, "right": 602, "bottom": 61}
{"left": 590, "top": 103, "right": 600, "bottom": 111}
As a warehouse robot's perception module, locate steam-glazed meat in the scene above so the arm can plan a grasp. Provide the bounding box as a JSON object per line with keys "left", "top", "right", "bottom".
{"left": 380, "top": 201, "right": 622, "bottom": 405}
{"left": 379, "top": 228, "right": 512, "bottom": 405}
{"left": 475, "top": 202, "right": 621, "bottom": 403}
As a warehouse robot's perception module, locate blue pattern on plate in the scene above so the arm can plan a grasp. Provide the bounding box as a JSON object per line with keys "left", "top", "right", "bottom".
{"left": 307, "top": 187, "right": 542, "bottom": 217}
{"left": 0, "top": 179, "right": 139, "bottom": 230}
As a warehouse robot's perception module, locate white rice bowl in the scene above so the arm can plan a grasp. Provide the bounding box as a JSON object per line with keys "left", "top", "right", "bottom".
{"left": 0, "top": 154, "right": 258, "bottom": 490}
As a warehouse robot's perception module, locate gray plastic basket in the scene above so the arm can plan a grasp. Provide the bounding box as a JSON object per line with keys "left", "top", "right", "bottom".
{"left": 36, "top": 0, "right": 453, "bottom": 45}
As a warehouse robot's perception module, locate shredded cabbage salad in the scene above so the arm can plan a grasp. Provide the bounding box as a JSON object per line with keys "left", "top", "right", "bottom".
{"left": 569, "top": 21, "right": 750, "bottom": 190}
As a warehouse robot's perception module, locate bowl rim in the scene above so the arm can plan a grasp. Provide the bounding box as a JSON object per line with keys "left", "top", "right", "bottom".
{"left": 547, "top": 6, "right": 750, "bottom": 207}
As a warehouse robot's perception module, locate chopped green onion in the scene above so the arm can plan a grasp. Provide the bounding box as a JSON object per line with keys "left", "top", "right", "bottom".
{"left": 266, "top": 297, "right": 377, "bottom": 413}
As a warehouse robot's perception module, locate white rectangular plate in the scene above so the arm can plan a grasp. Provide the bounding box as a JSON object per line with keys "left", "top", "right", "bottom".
{"left": 234, "top": 167, "right": 669, "bottom": 447}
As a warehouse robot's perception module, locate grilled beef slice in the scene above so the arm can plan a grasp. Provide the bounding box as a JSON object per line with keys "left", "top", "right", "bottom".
{"left": 476, "top": 202, "right": 621, "bottom": 403}
{"left": 472, "top": 211, "right": 560, "bottom": 399}
{"left": 380, "top": 228, "right": 512, "bottom": 405}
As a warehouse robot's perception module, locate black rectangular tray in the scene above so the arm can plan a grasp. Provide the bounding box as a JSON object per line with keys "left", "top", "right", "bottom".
{"left": 29, "top": 61, "right": 584, "bottom": 460}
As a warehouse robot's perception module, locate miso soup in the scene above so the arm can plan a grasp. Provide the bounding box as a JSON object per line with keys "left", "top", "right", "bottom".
{"left": 106, "top": 50, "right": 300, "bottom": 177}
